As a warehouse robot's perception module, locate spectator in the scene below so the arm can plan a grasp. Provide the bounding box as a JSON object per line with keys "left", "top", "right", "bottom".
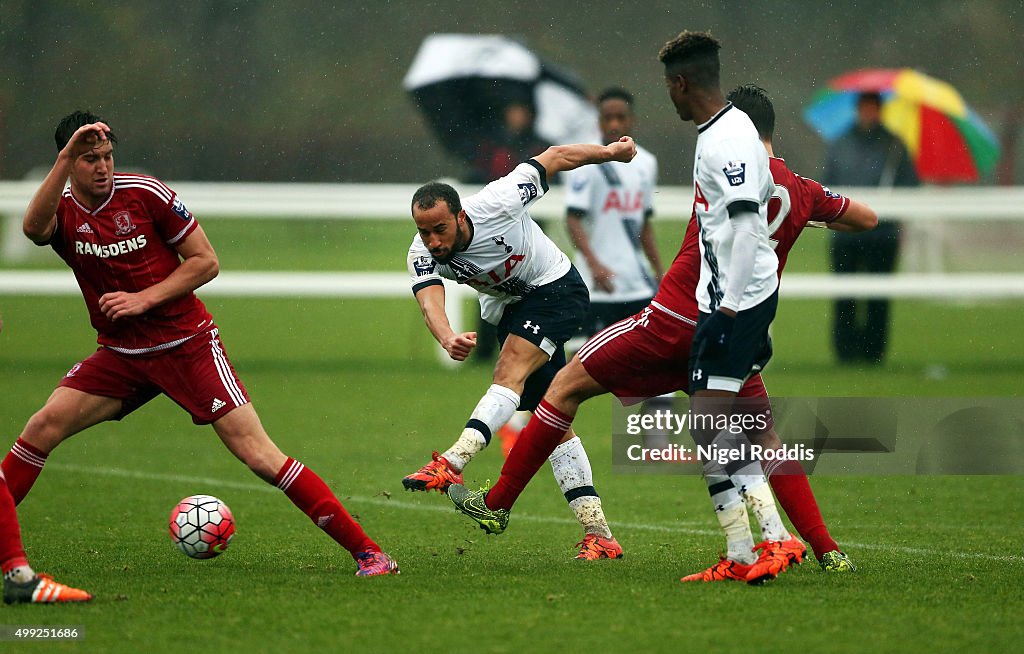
{"left": 824, "top": 92, "right": 919, "bottom": 364}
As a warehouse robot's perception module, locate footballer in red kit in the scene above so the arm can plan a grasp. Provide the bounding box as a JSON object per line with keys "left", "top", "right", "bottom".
{"left": 51, "top": 172, "right": 213, "bottom": 353}
{"left": 582, "top": 154, "right": 852, "bottom": 404}
{"left": 1, "top": 111, "right": 399, "bottom": 581}
{"left": 450, "top": 83, "right": 875, "bottom": 575}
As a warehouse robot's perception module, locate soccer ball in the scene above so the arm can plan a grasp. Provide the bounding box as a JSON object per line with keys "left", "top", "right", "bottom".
{"left": 169, "top": 495, "right": 236, "bottom": 559}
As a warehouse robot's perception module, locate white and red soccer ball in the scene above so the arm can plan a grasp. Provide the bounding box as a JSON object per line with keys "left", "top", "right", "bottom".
{"left": 169, "top": 495, "right": 235, "bottom": 559}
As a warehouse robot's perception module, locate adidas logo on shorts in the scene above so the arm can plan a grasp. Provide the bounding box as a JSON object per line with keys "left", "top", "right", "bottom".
{"left": 211, "top": 398, "right": 227, "bottom": 412}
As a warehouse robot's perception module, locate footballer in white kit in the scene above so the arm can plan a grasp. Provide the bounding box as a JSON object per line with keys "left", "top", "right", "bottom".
{"left": 689, "top": 102, "right": 779, "bottom": 393}
{"left": 564, "top": 88, "right": 662, "bottom": 337}
{"left": 403, "top": 138, "right": 638, "bottom": 561}
{"left": 408, "top": 160, "right": 581, "bottom": 358}
{"left": 564, "top": 147, "right": 659, "bottom": 324}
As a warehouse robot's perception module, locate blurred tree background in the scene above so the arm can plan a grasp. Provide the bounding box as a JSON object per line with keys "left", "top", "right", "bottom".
{"left": 1, "top": 0, "right": 1020, "bottom": 185}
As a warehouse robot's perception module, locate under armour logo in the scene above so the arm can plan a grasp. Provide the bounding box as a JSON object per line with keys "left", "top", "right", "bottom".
{"left": 523, "top": 320, "right": 540, "bottom": 334}
{"left": 692, "top": 369, "right": 703, "bottom": 381}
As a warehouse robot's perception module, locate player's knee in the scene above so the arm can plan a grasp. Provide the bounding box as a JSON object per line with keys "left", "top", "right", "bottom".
{"left": 491, "top": 361, "right": 531, "bottom": 394}
{"left": 20, "top": 409, "right": 70, "bottom": 453}
{"left": 232, "top": 441, "right": 286, "bottom": 482}
{"left": 550, "top": 358, "right": 597, "bottom": 405}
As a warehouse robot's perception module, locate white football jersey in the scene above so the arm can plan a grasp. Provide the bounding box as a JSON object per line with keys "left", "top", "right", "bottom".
{"left": 563, "top": 145, "right": 658, "bottom": 302}
{"left": 692, "top": 104, "right": 779, "bottom": 313}
{"left": 408, "top": 161, "right": 571, "bottom": 324}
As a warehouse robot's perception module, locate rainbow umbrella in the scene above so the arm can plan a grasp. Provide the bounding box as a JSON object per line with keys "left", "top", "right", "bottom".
{"left": 804, "top": 68, "right": 1000, "bottom": 183}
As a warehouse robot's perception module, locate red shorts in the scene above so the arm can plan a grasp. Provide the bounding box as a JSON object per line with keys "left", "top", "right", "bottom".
{"left": 578, "top": 303, "right": 773, "bottom": 432}
{"left": 58, "top": 327, "right": 250, "bottom": 425}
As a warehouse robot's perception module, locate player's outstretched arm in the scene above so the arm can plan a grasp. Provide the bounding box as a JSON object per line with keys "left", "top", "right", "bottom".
{"left": 23, "top": 121, "right": 111, "bottom": 243}
{"left": 533, "top": 136, "right": 637, "bottom": 178}
{"left": 414, "top": 284, "right": 477, "bottom": 361}
{"left": 827, "top": 199, "right": 878, "bottom": 233}
{"left": 97, "top": 225, "right": 219, "bottom": 321}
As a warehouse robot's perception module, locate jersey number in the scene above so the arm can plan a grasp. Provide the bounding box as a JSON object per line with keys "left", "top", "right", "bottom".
{"left": 766, "top": 184, "right": 791, "bottom": 250}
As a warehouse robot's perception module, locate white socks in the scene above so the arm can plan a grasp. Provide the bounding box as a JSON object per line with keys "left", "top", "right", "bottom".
{"left": 715, "top": 502, "right": 757, "bottom": 564}
{"left": 549, "top": 436, "right": 612, "bottom": 539}
{"left": 442, "top": 384, "right": 520, "bottom": 471}
{"left": 4, "top": 565, "right": 36, "bottom": 584}
{"left": 741, "top": 480, "right": 789, "bottom": 543}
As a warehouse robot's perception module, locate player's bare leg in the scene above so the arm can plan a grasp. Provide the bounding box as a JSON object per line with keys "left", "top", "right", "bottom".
{"left": 404, "top": 334, "right": 546, "bottom": 492}
{"left": 213, "top": 405, "right": 397, "bottom": 576}
{"left": 2, "top": 388, "right": 122, "bottom": 505}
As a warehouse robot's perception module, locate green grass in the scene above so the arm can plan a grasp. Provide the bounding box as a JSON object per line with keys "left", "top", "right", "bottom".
{"left": 1, "top": 220, "right": 1022, "bottom": 652}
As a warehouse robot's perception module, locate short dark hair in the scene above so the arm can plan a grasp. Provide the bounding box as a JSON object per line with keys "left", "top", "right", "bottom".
{"left": 857, "top": 92, "right": 883, "bottom": 107}
{"left": 55, "top": 110, "right": 117, "bottom": 152}
{"left": 597, "top": 87, "right": 634, "bottom": 108}
{"left": 727, "top": 84, "right": 775, "bottom": 141}
{"left": 411, "top": 182, "right": 462, "bottom": 216}
{"left": 658, "top": 30, "right": 721, "bottom": 89}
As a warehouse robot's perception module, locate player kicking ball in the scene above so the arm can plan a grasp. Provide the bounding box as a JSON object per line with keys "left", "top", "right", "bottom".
{"left": 402, "top": 138, "right": 636, "bottom": 560}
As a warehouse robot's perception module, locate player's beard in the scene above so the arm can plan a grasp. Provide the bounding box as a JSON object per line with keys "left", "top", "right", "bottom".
{"left": 433, "top": 222, "right": 469, "bottom": 264}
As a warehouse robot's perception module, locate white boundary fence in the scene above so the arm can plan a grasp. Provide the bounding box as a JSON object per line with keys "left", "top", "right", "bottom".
{"left": 3, "top": 182, "right": 1024, "bottom": 363}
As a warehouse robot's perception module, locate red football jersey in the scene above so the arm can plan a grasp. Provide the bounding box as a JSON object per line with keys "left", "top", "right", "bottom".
{"left": 48, "top": 173, "right": 214, "bottom": 353}
{"left": 653, "top": 157, "right": 849, "bottom": 320}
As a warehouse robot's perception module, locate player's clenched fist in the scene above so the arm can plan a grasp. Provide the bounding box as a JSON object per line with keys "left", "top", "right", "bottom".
{"left": 442, "top": 331, "right": 477, "bottom": 361}
{"left": 608, "top": 135, "right": 637, "bottom": 163}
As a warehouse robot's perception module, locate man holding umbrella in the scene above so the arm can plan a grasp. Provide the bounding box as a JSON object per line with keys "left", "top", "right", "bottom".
{"left": 824, "top": 92, "right": 919, "bottom": 364}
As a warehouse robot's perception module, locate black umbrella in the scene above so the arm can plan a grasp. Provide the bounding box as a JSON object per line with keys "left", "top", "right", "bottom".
{"left": 403, "top": 34, "right": 600, "bottom": 166}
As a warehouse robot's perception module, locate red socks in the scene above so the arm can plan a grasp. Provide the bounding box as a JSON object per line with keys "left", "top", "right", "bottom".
{"left": 0, "top": 477, "right": 28, "bottom": 575}
{"left": 273, "top": 458, "right": 378, "bottom": 557}
{"left": 1, "top": 438, "right": 47, "bottom": 505}
{"left": 765, "top": 457, "right": 839, "bottom": 559}
{"left": 486, "top": 400, "right": 573, "bottom": 510}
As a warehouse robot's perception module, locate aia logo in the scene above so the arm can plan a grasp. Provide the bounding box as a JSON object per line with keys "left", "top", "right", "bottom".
{"left": 492, "top": 236, "right": 513, "bottom": 254}
{"left": 602, "top": 189, "right": 644, "bottom": 213}
{"left": 113, "top": 211, "right": 136, "bottom": 236}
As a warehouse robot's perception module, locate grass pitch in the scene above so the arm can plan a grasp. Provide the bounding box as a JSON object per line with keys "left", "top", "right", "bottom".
{"left": 1, "top": 219, "right": 1022, "bottom": 653}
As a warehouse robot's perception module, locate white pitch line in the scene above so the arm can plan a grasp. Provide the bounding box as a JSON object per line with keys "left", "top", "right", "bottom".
{"left": 48, "top": 462, "right": 1022, "bottom": 563}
